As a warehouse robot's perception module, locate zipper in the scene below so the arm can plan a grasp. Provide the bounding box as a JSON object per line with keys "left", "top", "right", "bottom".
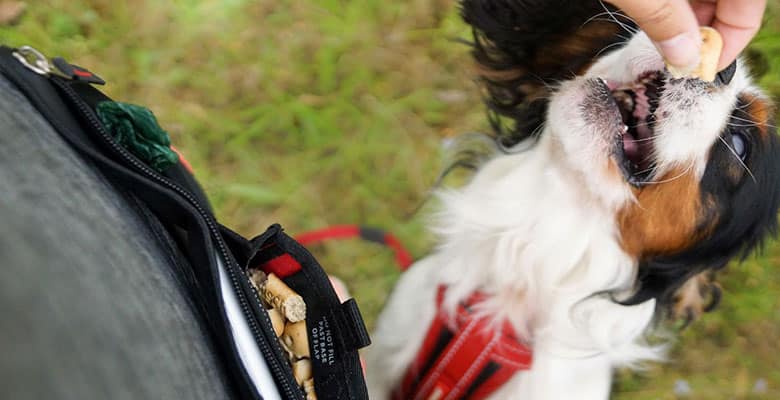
{"left": 46, "top": 74, "right": 302, "bottom": 400}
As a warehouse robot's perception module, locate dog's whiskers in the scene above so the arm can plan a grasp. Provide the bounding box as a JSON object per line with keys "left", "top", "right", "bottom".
{"left": 638, "top": 160, "right": 695, "bottom": 185}
{"left": 729, "top": 115, "right": 775, "bottom": 129}
{"left": 596, "top": 1, "right": 639, "bottom": 36}
{"left": 718, "top": 135, "right": 757, "bottom": 182}
{"left": 726, "top": 122, "right": 761, "bottom": 128}
{"left": 595, "top": 39, "right": 629, "bottom": 59}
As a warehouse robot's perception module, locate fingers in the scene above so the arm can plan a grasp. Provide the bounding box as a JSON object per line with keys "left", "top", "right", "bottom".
{"left": 711, "top": 0, "right": 766, "bottom": 70}
{"left": 690, "top": 0, "right": 716, "bottom": 25}
{"left": 608, "top": 0, "right": 701, "bottom": 68}
{"left": 613, "top": 0, "right": 766, "bottom": 72}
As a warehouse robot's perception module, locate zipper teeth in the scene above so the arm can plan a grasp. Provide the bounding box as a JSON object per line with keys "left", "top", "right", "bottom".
{"left": 51, "top": 78, "right": 300, "bottom": 399}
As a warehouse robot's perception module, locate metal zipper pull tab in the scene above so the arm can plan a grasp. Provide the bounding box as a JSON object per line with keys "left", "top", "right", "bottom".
{"left": 12, "top": 45, "right": 53, "bottom": 76}
{"left": 12, "top": 45, "right": 105, "bottom": 85}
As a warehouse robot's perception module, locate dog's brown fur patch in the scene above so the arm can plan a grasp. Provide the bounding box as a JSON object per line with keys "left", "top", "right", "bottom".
{"left": 618, "top": 168, "right": 717, "bottom": 258}
{"left": 740, "top": 93, "right": 774, "bottom": 139}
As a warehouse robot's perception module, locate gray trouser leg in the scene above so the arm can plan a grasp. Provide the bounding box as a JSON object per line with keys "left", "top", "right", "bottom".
{"left": 0, "top": 76, "right": 233, "bottom": 400}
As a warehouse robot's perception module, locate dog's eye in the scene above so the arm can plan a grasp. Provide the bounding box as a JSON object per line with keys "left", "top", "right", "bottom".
{"left": 730, "top": 132, "right": 748, "bottom": 160}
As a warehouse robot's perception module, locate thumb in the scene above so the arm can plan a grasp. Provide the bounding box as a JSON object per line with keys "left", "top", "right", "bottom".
{"left": 608, "top": 0, "right": 701, "bottom": 69}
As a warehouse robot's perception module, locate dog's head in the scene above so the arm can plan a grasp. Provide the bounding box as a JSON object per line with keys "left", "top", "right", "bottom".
{"left": 462, "top": 0, "right": 780, "bottom": 313}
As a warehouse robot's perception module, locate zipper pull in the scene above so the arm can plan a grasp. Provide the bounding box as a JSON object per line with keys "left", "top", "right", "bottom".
{"left": 12, "top": 45, "right": 105, "bottom": 85}
{"left": 12, "top": 45, "right": 52, "bottom": 76}
{"left": 51, "top": 57, "right": 106, "bottom": 85}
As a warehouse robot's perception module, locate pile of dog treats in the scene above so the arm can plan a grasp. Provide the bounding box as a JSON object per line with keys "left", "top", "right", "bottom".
{"left": 250, "top": 270, "right": 316, "bottom": 400}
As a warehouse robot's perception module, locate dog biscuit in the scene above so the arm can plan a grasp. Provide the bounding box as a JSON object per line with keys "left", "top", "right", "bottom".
{"left": 292, "top": 358, "right": 313, "bottom": 385}
{"left": 666, "top": 27, "right": 723, "bottom": 82}
{"left": 262, "top": 273, "right": 307, "bottom": 322}
{"left": 249, "top": 269, "right": 267, "bottom": 291}
{"left": 303, "top": 379, "right": 317, "bottom": 400}
{"left": 267, "top": 307, "right": 286, "bottom": 337}
{"left": 282, "top": 320, "right": 310, "bottom": 359}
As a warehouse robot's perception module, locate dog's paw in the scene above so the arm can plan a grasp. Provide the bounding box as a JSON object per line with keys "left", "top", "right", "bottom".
{"left": 671, "top": 271, "right": 722, "bottom": 326}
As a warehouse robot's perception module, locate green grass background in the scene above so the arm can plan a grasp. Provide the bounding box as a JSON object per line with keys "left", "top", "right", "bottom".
{"left": 2, "top": 1, "right": 778, "bottom": 398}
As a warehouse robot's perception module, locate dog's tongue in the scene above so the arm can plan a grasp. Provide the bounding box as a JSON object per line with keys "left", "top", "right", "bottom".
{"left": 623, "top": 134, "right": 639, "bottom": 157}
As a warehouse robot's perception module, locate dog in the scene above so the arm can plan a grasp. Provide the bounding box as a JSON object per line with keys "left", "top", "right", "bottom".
{"left": 365, "top": 0, "right": 780, "bottom": 398}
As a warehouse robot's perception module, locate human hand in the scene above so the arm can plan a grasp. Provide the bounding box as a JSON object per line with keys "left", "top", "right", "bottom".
{"left": 608, "top": 0, "right": 767, "bottom": 71}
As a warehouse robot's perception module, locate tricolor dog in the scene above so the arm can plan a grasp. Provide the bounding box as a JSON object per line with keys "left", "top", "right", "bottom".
{"left": 366, "top": 1, "right": 780, "bottom": 399}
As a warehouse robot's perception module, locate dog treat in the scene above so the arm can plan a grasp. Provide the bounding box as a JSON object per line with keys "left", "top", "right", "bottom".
{"left": 249, "top": 269, "right": 267, "bottom": 292}
{"left": 282, "top": 320, "right": 310, "bottom": 359}
{"left": 262, "top": 273, "right": 307, "bottom": 322}
{"left": 279, "top": 336, "right": 297, "bottom": 360}
{"left": 292, "top": 358, "right": 313, "bottom": 385}
{"left": 303, "top": 379, "right": 317, "bottom": 400}
{"left": 666, "top": 27, "right": 723, "bottom": 82}
{"left": 267, "top": 307, "right": 285, "bottom": 337}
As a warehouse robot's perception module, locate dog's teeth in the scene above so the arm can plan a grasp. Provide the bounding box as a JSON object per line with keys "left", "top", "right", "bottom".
{"left": 622, "top": 125, "right": 629, "bottom": 133}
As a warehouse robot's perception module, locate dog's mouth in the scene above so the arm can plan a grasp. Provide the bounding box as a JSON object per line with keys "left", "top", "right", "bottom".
{"left": 606, "top": 71, "right": 665, "bottom": 186}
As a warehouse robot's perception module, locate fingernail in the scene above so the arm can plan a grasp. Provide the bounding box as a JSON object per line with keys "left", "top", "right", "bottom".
{"left": 657, "top": 31, "right": 701, "bottom": 69}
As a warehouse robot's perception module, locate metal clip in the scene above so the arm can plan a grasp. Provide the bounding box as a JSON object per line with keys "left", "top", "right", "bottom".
{"left": 12, "top": 46, "right": 51, "bottom": 75}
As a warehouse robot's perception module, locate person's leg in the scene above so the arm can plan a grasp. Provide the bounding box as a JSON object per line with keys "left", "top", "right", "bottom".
{"left": 0, "top": 76, "right": 232, "bottom": 400}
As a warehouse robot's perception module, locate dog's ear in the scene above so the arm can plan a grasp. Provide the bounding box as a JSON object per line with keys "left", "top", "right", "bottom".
{"left": 461, "top": 0, "right": 634, "bottom": 145}
{"left": 622, "top": 259, "right": 728, "bottom": 320}
{"left": 626, "top": 267, "right": 722, "bottom": 326}
{"left": 671, "top": 271, "right": 721, "bottom": 326}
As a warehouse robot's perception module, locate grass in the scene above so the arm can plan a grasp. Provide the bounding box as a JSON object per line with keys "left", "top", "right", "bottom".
{"left": 2, "top": 1, "right": 779, "bottom": 398}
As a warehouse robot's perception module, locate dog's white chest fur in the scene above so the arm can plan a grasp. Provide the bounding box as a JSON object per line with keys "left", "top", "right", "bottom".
{"left": 365, "top": 135, "right": 662, "bottom": 399}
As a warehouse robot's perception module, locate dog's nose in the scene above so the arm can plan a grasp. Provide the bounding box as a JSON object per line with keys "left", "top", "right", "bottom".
{"left": 715, "top": 60, "right": 737, "bottom": 86}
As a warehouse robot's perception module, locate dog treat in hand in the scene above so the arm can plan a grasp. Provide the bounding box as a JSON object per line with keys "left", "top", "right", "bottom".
{"left": 666, "top": 27, "right": 723, "bottom": 82}
{"left": 262, "top": 273, "right": 307, "bottom": 322}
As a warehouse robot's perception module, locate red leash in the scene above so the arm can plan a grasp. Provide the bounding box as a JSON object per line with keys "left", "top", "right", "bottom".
{"left": 295, "top": 224, "right": 414, "bottom": 270}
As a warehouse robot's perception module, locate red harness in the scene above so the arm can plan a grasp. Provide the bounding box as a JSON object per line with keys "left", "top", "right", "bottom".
{"left": 294, "top": 226, "right": 532, "bottom": 398}
{"left": 393, "top": 286, "right": 533, "bottom": 400}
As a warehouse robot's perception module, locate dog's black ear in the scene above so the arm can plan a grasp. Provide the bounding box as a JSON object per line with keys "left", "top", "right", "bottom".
{"left": 461, "top": 0, "right": 634, "bottom": 145}
{"left": 624, "top": 259, "right": 728, "bottom": 319}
